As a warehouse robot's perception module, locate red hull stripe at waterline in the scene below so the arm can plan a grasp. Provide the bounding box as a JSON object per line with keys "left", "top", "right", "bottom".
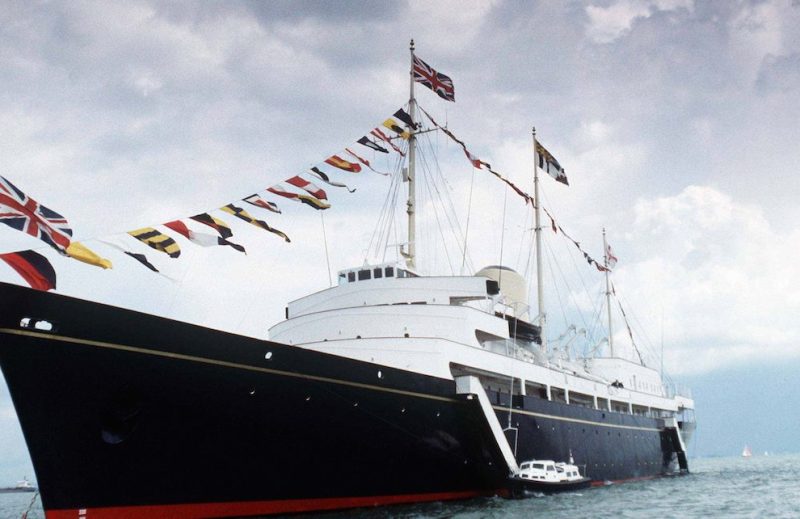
{"left": 45, "top": 490, "right": 492, "bottom": 519}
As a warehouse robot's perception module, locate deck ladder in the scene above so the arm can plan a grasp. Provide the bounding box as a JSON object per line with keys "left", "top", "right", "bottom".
{"left": 455, "top": 375, "right": 519, "bottom": 475}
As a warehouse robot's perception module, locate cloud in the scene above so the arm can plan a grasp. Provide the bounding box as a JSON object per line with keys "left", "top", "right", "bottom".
{"left": 585, "top": 0, "right": 694, "bottom": 43}
{"left": 615, "top": 185, "right": 800, "bottom": 375}
{"left": 757, "top": 52, "right": 800, "bottom": 93}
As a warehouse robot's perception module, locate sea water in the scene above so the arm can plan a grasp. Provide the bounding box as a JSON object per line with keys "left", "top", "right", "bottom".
{"left": 2, "top": 454, "right": 798, "bottom": 518}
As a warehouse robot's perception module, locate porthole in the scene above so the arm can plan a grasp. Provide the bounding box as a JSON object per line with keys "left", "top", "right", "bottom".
{"left": 265, "top": 352, "right": 273, "bottom": 360}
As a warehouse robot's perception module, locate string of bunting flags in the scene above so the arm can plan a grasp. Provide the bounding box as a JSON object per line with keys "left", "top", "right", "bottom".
{"left": 0, "top": 107, "right": 415, "bottom": 291}
{"left": 418, "top": 107, "right": 534, "bottom": 205}
{"left": 2, "top": 95, "right": 608, "bottom": 293}
{"left": 410, "top": 94, "right": 614, "bottom": 277}
{"left": 417, "top": 107, "right": 610, "bottom": 275}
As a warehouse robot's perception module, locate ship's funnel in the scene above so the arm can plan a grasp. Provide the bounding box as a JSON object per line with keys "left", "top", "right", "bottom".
{"left": 475, "top": 265, "right": 529, "bottom": 319}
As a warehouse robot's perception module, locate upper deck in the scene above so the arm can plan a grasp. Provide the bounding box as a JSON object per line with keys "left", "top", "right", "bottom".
{"left": 284, "top": 262, "right": 499, "bottom": 319}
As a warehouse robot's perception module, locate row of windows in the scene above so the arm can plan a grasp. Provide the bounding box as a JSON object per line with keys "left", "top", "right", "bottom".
{"left": 338, "top": 267, "right": 416, "bottom": 284}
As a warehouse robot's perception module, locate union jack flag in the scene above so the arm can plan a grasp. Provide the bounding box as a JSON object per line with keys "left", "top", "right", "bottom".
{"left": 0, "top": 175, "right": 72, "bottom": 253}
{"left": 413, "top": 55, "right": 455, "bottom": 102}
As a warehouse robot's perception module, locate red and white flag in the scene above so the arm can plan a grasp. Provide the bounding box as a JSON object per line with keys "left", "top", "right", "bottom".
{"left": 286, "top": 176, "right": 328, "bottom": 200}
{"left": 164, "top": 219, "right": 246, "bottom": 254}
{"left": 606, "top": 244, "right": 618, "bottom": 269}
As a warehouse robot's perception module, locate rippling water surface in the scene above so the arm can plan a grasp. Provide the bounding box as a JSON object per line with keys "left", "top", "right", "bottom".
{"left": 2, "top": 454, "right": 797, "bottom": 518}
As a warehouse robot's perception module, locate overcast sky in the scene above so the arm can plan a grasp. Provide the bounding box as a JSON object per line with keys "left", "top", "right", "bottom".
{"left": 2, "top": 0, "right": 799, "bottom": 481}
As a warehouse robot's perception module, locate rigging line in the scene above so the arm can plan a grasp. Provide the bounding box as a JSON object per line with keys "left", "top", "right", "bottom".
{"left": 615, "top": 296, "right": 645, "bottom": 365}
{"left": 417, "top": 133, "right": 470, "bottom": 274}
{"left": 539, "top": 184, "right": 600, "bottom": 320}
{"left": 375, "top": 155, "right": 405, "bottom": 262}
{"left": 460, "top": 164, "right": 476, "bottom": 275}
{"left": 364, "top": 160, "right": 397, "bottom": 262}
{"left": 590, "top": 297, "right": 607, "bottom": 356}
{"left": 419, "top": 152, "right": 455, "bottom": 273}
{"left": 616, "top": 288, "right": 660, "bottom": 364}
{"left": 607, "top": 279, "right": 651, "bottom": 359}
{"left": 378, "top": 146, "right": 406, "bottom": 254}
{"left": 543, "top": 238, "right": 570, "bottom": 333}
{"left": 587, "top": 290, "right": 606, "bottom": 345}
{"left": 543, "top": 234, "right": 595, "bottom": 339}
{"left": 548, "top": 223, "right": 596, "bottom": 346}
{"left": 522, "top": 206, "right": 535, "bottom": 281}
{"left": 516, "top": 205, "right": 533, "bottom": 277}
{"left": 556, "top": 219, "right": 604, "bottom": 329}
{"left": 418, "top": 132, "right": 472, "bottom": 271}
{"left": 320, "top": 212, "right": 332, "bottom": 287}
{"left": 380, "top": 172, "right": 402, "bottom": 262}
{"left": 498, "top": 184, "right": 509, "bottom": 272}
{"left": 414, "top": 116, "right": 474, "bottom": 263}
{"left": 616, "top": 287, "right": 658, "bottom": 352}
{"left": 382, "top": 177, "right": 399, "bottom": 263}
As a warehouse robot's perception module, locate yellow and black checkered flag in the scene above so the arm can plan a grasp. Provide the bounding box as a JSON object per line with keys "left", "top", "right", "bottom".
{"left": 128, "top": 227, "right": 181, "bottom": 258}
{"left": 220, "top": 204, "right": 291, "bottom": 243}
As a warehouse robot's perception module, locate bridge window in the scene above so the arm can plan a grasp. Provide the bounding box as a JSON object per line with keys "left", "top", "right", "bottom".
{"left": 347, "top": 272, "right": 355, "bottom": 282}
{"left": 373, "top": 268, "right": 383, "bottom": 279}
{"left": 358, "top": 270, "right": 371, "bottom": 281}
{"left": 385, "top": 267, "right": 394, "bottom": 277}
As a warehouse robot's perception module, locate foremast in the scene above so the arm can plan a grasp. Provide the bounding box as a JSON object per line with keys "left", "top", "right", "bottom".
{"left": 405, "top": 39, "right": 418, "bottom": 271}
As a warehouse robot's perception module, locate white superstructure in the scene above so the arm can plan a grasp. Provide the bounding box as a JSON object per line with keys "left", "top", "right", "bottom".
{"left": 269, "top": 262, "right": 695, "bottom": 423}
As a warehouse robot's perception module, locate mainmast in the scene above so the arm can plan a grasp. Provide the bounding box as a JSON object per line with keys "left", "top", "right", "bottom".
{"left": 603, "top": 228, "right": 614, "bottom": 357}
{"left": 532, "top": 128, "right": 547, "bottom": 353}
{"left": 406, "top": 39, "right": 418, "bottom": 271}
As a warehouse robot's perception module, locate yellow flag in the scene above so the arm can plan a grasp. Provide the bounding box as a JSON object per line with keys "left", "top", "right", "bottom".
{"left": 66, "top": 242, "right": 113, "bottom": 269}
{"left": 382, "top": 118, "right": 410, "bottom": 139}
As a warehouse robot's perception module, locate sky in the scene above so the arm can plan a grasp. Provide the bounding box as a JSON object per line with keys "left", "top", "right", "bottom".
{"left": 1, "top": 0, "right": 800, "bottom": 482}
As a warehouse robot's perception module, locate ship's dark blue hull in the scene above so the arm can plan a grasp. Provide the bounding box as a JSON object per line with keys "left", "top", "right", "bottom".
{"left": 0, "top": 282, "right": 682, "bottom": 517}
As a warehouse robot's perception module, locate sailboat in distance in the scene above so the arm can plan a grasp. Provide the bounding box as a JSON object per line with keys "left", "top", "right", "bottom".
{"left": 0, "top": 41, "right": 695, "bottom": 517}
{"left": 742, "top": 445, "right": 753, "bottom": 457}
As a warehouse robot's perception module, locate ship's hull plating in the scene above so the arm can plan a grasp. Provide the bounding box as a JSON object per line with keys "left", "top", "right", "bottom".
{"left": 0, "top": 283, "right": 682, "bottom": 517}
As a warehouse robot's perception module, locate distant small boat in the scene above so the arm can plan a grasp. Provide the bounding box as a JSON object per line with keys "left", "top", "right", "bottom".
{"left": 742, "top": 445, "right": 752, "bottom": 458}
{"left": 0, "top": 477, "right": 36, "bottom": 493}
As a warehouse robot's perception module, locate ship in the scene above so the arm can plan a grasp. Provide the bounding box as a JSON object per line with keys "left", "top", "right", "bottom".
{"left": 0, "top": 477, "right": 36, "bottom": 494}
{"left": 0, "top": 43, "right": 695, "bottom": 518}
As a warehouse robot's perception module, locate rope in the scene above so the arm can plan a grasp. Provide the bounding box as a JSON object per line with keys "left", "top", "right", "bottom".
{"left": 21, "top": 490, "right": 39, "bottom": 519}
{"left": 320, "top": 212, "right": 332, "bottom": 287}
{"left": 460, "top": 165, "right": 476, "bottom": 275}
